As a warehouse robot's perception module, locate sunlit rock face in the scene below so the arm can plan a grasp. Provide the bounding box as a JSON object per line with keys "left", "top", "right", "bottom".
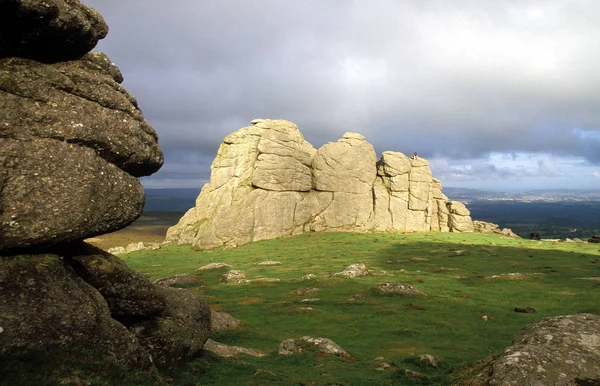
{"left": 166, "top": 119, "right": 474, "bottom": 250}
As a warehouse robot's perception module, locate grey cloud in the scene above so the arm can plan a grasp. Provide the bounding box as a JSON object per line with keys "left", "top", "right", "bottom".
{"left": 81, "top": 0, "right": 600, "bottom": 190}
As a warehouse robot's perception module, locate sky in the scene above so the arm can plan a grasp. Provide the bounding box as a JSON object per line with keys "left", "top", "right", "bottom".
{"left": 81, "top": 0, "right": 600, "bottom": 192}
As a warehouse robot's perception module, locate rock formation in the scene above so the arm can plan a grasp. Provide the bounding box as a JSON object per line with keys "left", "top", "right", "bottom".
{"left": 469, "top": 313, "right": 600, "bottom": 385}
{"left": 0, "top": 0, "right": 210, "bottom": 373}
{"left": 166, "top": 119, "right": 474, "bottom": 249}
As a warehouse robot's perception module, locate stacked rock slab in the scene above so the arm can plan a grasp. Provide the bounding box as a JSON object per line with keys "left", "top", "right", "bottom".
{"left": 0, "top": 0, "right": 210, "bottom": 372}
{"left": 166, "top": 119, "right": 474, "bottom": 250}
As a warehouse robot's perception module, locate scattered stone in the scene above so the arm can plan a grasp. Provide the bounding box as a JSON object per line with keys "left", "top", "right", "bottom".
{"left": 198, "top": 263, "right": 232, "bottom": 271}
{"left": 403, "top": 369, "right": 423, "bottom": 378}
{"left": 257, "top": 261, "right": 282, "bottom": 265}
{"left": 375, "top": 362, "right": 397, "bottom": 371}
{"left": 376, "top": 283, "right": 426, "bottom": 296}
{"left": 481, "top": 315, "right": 488, "bottom": 322}
{"left": 211, "top": 311, "right": 240, "bottom": 332}
{"left": 155, "top": 274, "right": 203, "bottom": 288}
{"left": 418, "top": 354, "right": 439, "bottom": 367}
{"left": 294, "top": 287, "right": 320, "bottom": 295}
{"left": 334, "top": 263, "right": 370, "bottom": 278}
{"left": 432, "top": 267, "right": 460, "bottom": 273}
{"left": 489, "top": 272, "right": 545, "bottom": 279}
{"left": 296, "top": 307, "right": 315, "bottom": 311}
{"left": 108, "top": 242, "right": 160, "bottom": 255}
{"left": 348, "top": 294, "right": 366, "bottom": 301}
{"left": 220, "top": 270, "right": 247, "bottom": 283}
{"left": 301, "top": 336, "right": 350, "bottom": 357}
{"left": 203, "top": 339, "right": 265, "bottom": 358}
{"left": 514, "top": 307, "right": 536, "bottom": 313}
{"left": 301, "top": 298, "right": 320, "bottom": 303}
{"left": 470, "top": 314, "right": 600, "bottom": 385}
{"left": 249, "top": 277, "right": 280, "bottom": 284}
{"left": 588, "top": 236, "right": 600, "bottom": 243}
{"left": 578, "top": 277, "right": 600, "bottom": 281}
{"left": 409, "top": 257, "right": 429, "bottom": 262}
{"left": 302, "top": 274, "right": 317, "bottom": 280}
{"left": 278, "top": 339, "right": 302, "bottom": 355}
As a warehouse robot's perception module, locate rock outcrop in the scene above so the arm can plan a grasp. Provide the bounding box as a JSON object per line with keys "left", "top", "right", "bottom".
{"left": 0, "top": 0, "right": 210, "bottom": 374}
{"left": 166, "top": 119, "right": 474, "bottom": 250}
{"left": 469, "top": 313, "right": 600, "bottom": 385}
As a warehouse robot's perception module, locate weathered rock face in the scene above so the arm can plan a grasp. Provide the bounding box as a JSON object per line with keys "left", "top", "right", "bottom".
{"left": 470, "top": 313, "right": 600, "bottom": 385}
{"left": 0, "top": 0, "right": 108, "bottom": 63}
{"left": 0, "top": 254, "right": 153, "bottom": 370}
{"left": 166, "top": 119, "right": 474, "bottom": 250}
{"left": 0, "top": 53, "right": 163, "bottom": 253}
{"left": 0, "top": 0, "right": 210, "bottom": 374}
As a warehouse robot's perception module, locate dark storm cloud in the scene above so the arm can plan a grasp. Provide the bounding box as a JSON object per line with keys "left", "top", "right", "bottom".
{"left": 81, "top": 0, "right": 600, "bottom": 188}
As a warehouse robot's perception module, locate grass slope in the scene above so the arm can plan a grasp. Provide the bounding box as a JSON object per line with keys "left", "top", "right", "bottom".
{"left": 4, "top": 232, "right": 599, "bottom": 385}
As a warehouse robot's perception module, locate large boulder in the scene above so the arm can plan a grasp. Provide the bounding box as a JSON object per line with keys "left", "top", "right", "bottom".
{"left": 312, "top": 132, "right": 377, "bottom": 194}
{"left": 0, "top": 138, "right": 145, "bottom": 252}
{"left": 0, "top": 53, "right": 164, "bottom": 253}
{"left": 470, "top": 313, "right": 600, "bottom": 385}
{"left": 0, "top": 0, "right": 108, "bottom": 63}
{"left": 167, "top": 120, "right": 475, "bottom": 250}
{"left": 130, "top": 286, "right": 212, "bottom": 369}
{"left": 64, "top": 243, "right": 167, "bottom": 320}
{"left": 0, "top": 0, "right": 212, "bottom": 375}
{"left": 0, "top": 254, "right": 153, "bottom": 370}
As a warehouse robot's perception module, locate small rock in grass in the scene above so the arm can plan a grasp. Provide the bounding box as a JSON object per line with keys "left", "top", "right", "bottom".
{"left": 249, "top": 278, "right": 280, "bottom": 284}
{"left": 334, "top": 263, "right": 370, "bottom": 278}
{"left": 198, "top": 262, "right": 232, "bottom": 271}
{"left": 278, "top": 339, "right": 302, "bottom": 355}
{"left": 154, "top": 274, "right": 203, "bottom": 288}
{"left": 203, "top": 339, "right": 265, "bottom": 358}
{"left": 302, "top": 274, "right": 317, "bottom": 280}
{"left": 301, "top": 298, "right": 320, "bottom": 303}
{"left": 257, "top": 261, "right": 282, "bottom": 265}
{"left": 301, "top": 336, "right": 350, "bottom": 357}
{"left": 294, "top": 287, "right": 319, "bottom": 295}
{"left": 514, "top": 307, "right": 536, "bottom": 313}
{"left": 376, "top": 283, "right": 425, "bottom": 296}
{"left": 211, "top": 311, "right": 240, "bottom": 332}
{"left": 418, "top": 354, "right": 439, "bottom": 367}
{"left": 220, "top": 270, "right": 246, "bottom": 283}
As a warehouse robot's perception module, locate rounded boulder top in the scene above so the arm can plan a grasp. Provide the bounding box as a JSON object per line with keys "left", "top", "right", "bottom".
{"left": 0, "top": 0, "right": 108, "bottom": 63}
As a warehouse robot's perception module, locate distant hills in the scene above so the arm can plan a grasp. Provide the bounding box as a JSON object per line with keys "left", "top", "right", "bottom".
{"left": 144, "top": 188, "right": 199, "bottom": 212}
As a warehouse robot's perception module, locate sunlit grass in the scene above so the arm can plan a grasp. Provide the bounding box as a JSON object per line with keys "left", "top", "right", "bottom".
{"left": 3, "top": 231, "right": 598, "bottom": 385}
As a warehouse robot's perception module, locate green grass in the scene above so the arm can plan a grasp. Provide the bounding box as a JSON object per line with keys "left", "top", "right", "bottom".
{"left": 3, "top": 231, "right": 599, "bottom": 385}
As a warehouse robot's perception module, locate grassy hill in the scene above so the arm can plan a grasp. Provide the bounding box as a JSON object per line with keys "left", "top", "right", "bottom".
{"left": 8, "top": 231, "right": 598, "bottom": 385}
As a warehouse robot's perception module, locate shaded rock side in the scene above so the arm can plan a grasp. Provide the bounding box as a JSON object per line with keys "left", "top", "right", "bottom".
{"left": 0, "top": 254, "right": 153, "bottom": 370}
{"left": 470, "top": 313, "right": 600, "bottom": 386}
{"left": 166, "top": 120, "right": 473, "bottom": 250}
{"left": 0, "top": 0, "right": 108, "bottom": 63}
{"left": 0, "top": 53, "right": 164, "bottom": 253}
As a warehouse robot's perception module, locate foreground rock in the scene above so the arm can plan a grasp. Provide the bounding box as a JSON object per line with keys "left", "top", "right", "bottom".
{"left": 0, "top": 53, "right": 163, "bottom": 253}
{"left": 0, "top": 0, "right": 210, "bottom": 375}
{"left": 470, "top": 313, "right": 600, "bottom": 385}
{"left": 203, "top": 339, "right": 266, "bottom": 358}
{"left": 0, "top": 254, "right": 152, "bottom": 369}
{"left": 166, "top": 119, "right": 474, "bottom": 250}
{"left": 0, "top": 0, "right": 108, "bottom": 63}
